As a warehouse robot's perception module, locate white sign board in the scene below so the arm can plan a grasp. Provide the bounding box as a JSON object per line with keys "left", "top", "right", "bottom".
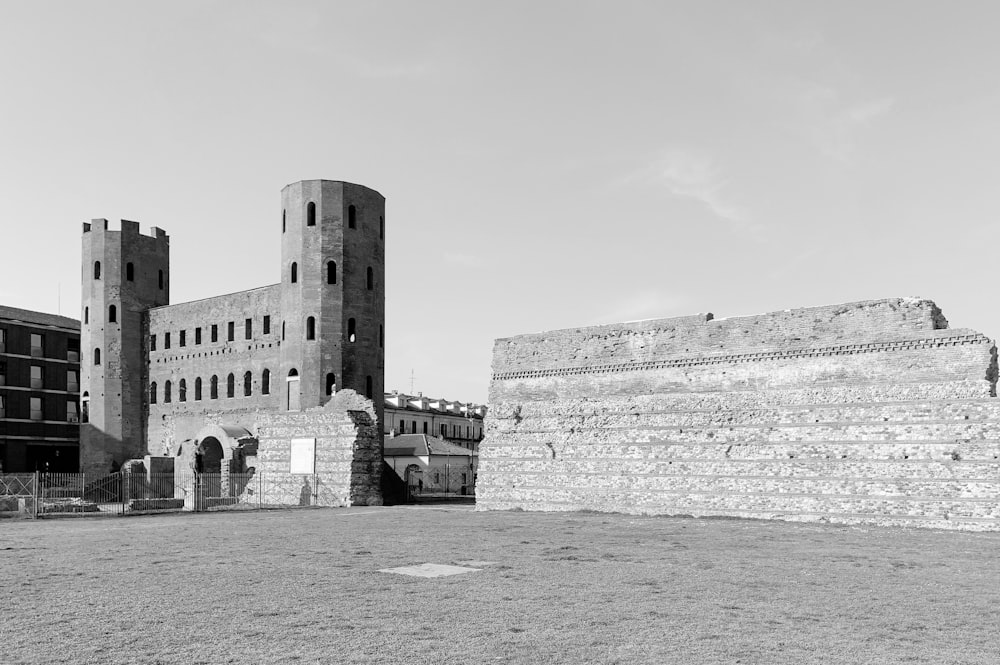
{"left": 289, "top": 437, "right": 316, "bottom": 475}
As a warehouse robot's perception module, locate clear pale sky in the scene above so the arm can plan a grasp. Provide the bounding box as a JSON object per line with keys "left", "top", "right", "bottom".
{"left": 1, "top": 1, "right": 998, "bottom": 404}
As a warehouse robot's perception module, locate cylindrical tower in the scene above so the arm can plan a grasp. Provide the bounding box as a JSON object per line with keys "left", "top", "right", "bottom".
{"left": 80, "top": 219, "right": 169, "bottom": 477}
{"left": 278, "top": 180, "right": 385, "bottom": 431}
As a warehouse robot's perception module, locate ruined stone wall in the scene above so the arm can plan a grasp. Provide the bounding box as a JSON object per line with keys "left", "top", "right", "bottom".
{"left": 253, "top": 390, "right": 382, "bottom": 506}
{"left": 478, "top": 299, "right": 1000, "bottom": 531}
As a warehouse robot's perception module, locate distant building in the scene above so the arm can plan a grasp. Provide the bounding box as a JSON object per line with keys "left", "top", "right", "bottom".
{"left": 383, "top": 433, "right": 477, "bottom": 495}
{"left": 0, "top": 305, "right": 81, "bottom": 472}
{"left": 383, "top": 391, "right": 486, "bottom": 449}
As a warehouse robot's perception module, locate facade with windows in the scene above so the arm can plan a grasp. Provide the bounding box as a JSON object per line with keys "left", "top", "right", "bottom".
{"left": 80, "top": 180, "right": 386, "bottom": 476}
{"left": 0, "top": 305, "right": 81, "bottom": 472}
{"left": 383, "top": 392, "right": 486, "bottom": 451}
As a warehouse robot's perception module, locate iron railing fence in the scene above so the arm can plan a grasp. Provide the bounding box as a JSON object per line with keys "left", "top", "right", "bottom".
{"left": 0, "top": 471, "right": 335, "bottom": 518}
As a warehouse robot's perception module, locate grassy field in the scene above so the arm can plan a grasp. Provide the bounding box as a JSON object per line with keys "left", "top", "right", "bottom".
{"left": 1, "top": 507, "right": 998, "bottom": 665}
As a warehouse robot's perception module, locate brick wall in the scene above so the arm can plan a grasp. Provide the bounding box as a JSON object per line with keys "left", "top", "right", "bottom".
{"left": 478, "top": 299, "right": 1000, "bottom": 531}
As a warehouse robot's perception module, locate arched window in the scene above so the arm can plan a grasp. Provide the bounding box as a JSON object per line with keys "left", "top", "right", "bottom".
{"left": 288, "top": 368, "right": 299, "bottom": 378}
{"left": 81, "top": 392, "right": 89, "bottom": 423}
{"left": 379, "top": 215, "right": 384, "bottom": 239}
{"left": 126, "top": 262, "right": 134, "bottom": 281}
{"left": 244, "top": 371, "right": 252, "bottom": 397}
{"left": 348, "top": 318, "right": 356, "bottom": 343}
{"left": 261, "top": 369, "right": 270, "bottom": 395}
{"left": 195, "top": 377, "right": 202, "bottom": 401}
{"left": 348, "top": 205, "right": 356, "bottom": 229}
{"left": 327, "top": 261, "right": 337, "bottom": 284}
{"left": 365, "top": 375, "right": 373, "bottom": 399}
{"left": 326, "top": 373, "right": 336, "bottom": 395}
{"left": 282, "top": 209, "right": 286, "bottom": 233}
{"left": 227, "top": 373, "right": 235, "bottom": 398}
{"left": 108, "top": 304, "right": 117, "bottom": 323}
{"left": 290, "top": 262, "right": 298, "bottom": 283}
{"left": 379, "top": 324, "right": 383, "bottom": 348}
{"left": 179, "top": 379, "right": 187, "bottom": 402}
{"left": 84, "top": 307, "right": 89, "bottom": 324}
{"left": 306, "top": 316, "right": 316, "bottom": 340}
{"left": 94, "top": 348, "right": 101, "bottom": 365}
{"left": 210, "top": 375, "right": 218, "bottom": 399}
{"left": 307, "top": 201, "right": 316, "bottom": 226}
{"left": 158, "top": 269, "right": 164, "bottom": 290}
{"left": 94, "top": 261, "right": 101, "bottom": 280}
{"left": 366, "top": 266, "right": 374, "bottom": 290}
{"left": 150, "top": 382, "right": 157, "bottom": 404}
{"left": 164, "top": 380, "right": 172, "bottom": 403}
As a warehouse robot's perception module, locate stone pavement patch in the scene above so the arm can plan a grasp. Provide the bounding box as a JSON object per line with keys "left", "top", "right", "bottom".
{"left": 454, "top": 560, "right": 499, "bottom": 567}
{"left": 379, "top": 563, "right": 480, "bottom": 578}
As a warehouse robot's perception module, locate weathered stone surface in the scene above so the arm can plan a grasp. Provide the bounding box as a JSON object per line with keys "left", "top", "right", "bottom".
{"left": 478, "top": 298, "right": 1000, "bottom": 531}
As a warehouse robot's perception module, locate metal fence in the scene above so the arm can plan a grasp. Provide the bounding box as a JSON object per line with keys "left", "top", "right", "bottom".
{"left": 0, "top": 471, "right": 329, "bottom": 519}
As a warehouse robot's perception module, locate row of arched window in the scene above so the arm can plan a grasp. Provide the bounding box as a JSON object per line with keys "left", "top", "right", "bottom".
{"left": 281, "top": 203, "right": 383, "bottom": 239}
{"left": 93, "top": 261, "right": 164, "bottom": 289}
{"left": 150, "top": 369, "right": 273, "bottom": 404}
{"left": 287, "top": 261, "right": 375, "bottom": 291}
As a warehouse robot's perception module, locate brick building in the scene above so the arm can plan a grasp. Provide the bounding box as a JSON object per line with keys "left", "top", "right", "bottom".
{"left": 80, "top": 180, "right": 385, "bottom": 478}
{"left": 0, "top": 305, "right": 81, "bottom": 472}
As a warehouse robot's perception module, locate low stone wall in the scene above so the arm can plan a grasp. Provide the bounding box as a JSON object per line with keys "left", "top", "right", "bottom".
{"left": 253, "top": 390, "right": 383, "bottom": 507}
{"left": 478, "top": 299, "right": 1000, "bottom": 530}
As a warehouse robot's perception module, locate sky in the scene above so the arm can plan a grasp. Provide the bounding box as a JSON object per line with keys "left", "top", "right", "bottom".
{"left": 1, "top": 1, "right": 999, "bottom": 404}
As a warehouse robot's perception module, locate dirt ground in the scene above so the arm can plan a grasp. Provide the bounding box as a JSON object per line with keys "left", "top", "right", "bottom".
{"left": 1, "top": 506, "right": 997, "bottom": 664}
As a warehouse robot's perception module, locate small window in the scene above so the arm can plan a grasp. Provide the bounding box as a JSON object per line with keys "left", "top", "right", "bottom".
{"left": 94, "top": 348, "right": 101, "bottom": 366}
{"left": 326, "top": 373, "right": 336, "bottom": 395}
{"left": 365, "top": 375, "right": 373, "bottom": 399}
{"left": 67, "top": 400, "right": 79, "bottom": 423}
{"left": 263, "top": 316, "right": 271, "bottom": 335}
{"left": 244, "top": 371, "right": 252, "bottom": 397}
{"left": 327, "top": 261, "right": 337, "bottom": 284}
{"left": 290, "top": 262, "right": 298, "bottom": 283}
{"left": 0, "top": 395, "right": 4, "bottom": 418}
{"left": 262, "top": 369, "right": 270, "bottom": 395}
{"left": 195, "top": 327, "right": 202, "bottom": 345}
{"left": 84, "top": 307, "right": 89, "bottom": 324}
{"left": 306, "top": 317, "right": 316, "bottom": 340}
{"left": 30, "top": 365, "right": 43, "bottom": 389}
{"left": 108, "top": 304, "right": 117, "bottom": 323}
{"left": 67, "top": 338, "right": 79, "bottom": 362}
{"left": 307, "top": 201, "right": 316, "bottom": 226}
{"left": 126, "top": 262, "right": 134, "bottom": 281}
{"left": 30, "top": 333, "right": 43, "bottom": 357}
{"left": 366, "top": 266, "right": 374, "bottom": 290}
{"left": 210, "top": 375, "right": 218, "bottom": 399}
{"left": 441, "top": 424, "right": 446, "bottom": 436}
{"left": 379, "top": 215, "right": 384, "bottom": 239}
{"left": 195, "top": 377, "right": 202, "bottom": 401}
{"left": 150, "top": 334, "right": 157, "bottom": 351}
{"left": 179, "top": 378, "right": 187, "bottom": 402}
{"left": 348, "top": 205, "right": 356, "bottom": 229}
{"left": 81, "top": 392, "right": 89, "bottom": 423}
{"left": 149, "top": 382, "right": 157, "bottom": 404}
{"left": 0, "top": 360, "right": 6, "bottom": 385}
{"left": 158, "top": 269, "right": 164, "bottom": 290}
{"left": 348, "top": 318, "right": 356, "bottom": 343}
{"left": 227, "top": 373, "right": 235, "bottom": 398}
{"left": 379, "top": 324, "right": 383, "bottom": 349}
{"left": 245, "top": 318, "right": 252, "bottom": 340}
{"left": 94, "top": 261, "right": 102, "bottom": 280}
{"left": 0, "top": 328, "right": 4, "bottom": 353}
{"left": 165, "top": 332, "right": 171, "bottom": 349}
{"left": 227, "top": 322, "right": 234, "bottom": 342}
{"left": 282, "top": 209, "right": 286, "bottom": 233}
{"left": 164, "top": 380, "right": 172, "bottom": 403}
{"left": 66, "top": 370, "right": 79, "bottom": 392}
{"left": 30, "top": 396, "right": 42, "bottom": 421}
{"left": 211, "top": 324, "right": 218, "bottom": 343}
{"left": 179, "top": 330, "right": 186, "bottom": 347}
{"left": 282, "top": 321, "right": 285, "bottom": 341}
{"left": 423, "top": 422, "right": 428, "bottom": 434}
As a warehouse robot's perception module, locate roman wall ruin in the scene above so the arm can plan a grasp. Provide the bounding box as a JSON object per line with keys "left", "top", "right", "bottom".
{"left": 477, "top": 298, "right": 1000, "bottom": 530}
